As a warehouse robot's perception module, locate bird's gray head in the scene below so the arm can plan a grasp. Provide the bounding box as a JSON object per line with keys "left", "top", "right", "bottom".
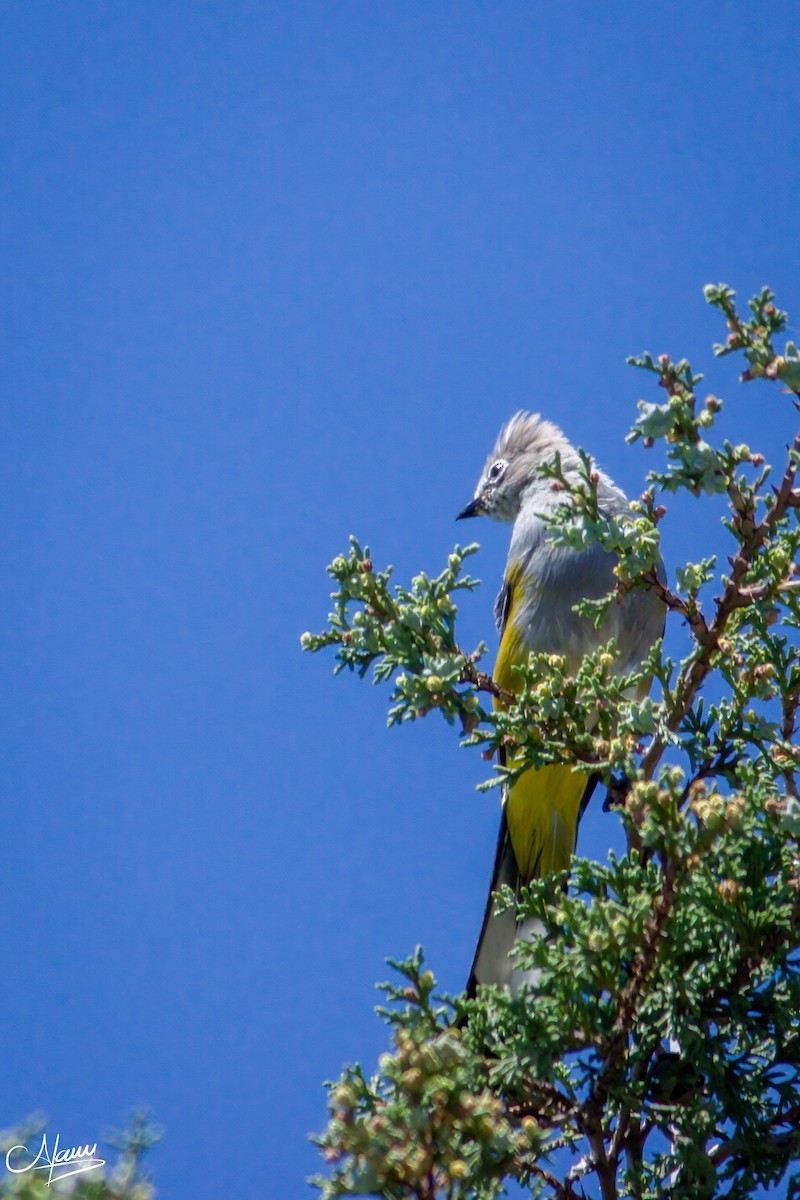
{"left": 457, "top": 411, "right": 573, "bottom": 523}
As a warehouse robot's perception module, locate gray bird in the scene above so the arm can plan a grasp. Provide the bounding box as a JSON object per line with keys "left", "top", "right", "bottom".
{"left": 458, "top": 412, "right": 664, "bottom": 994}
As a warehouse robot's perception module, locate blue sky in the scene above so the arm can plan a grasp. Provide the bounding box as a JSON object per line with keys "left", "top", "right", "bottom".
{"left": 2, "top": 3, "right": 798, "bottom": 1196}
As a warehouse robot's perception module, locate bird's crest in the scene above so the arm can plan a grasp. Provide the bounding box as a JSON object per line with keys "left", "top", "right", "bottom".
{"left": 488, "top": 411, "right": 570, "bottom": 469}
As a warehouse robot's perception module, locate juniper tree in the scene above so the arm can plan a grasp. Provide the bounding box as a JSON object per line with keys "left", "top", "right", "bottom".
{"left": 303, "top": 284, "right": 800, "bottom": 1200}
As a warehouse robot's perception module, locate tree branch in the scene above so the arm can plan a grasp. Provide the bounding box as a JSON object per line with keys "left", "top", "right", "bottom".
{"left": 642, "top": 430, "right": 800, "bottom": 781}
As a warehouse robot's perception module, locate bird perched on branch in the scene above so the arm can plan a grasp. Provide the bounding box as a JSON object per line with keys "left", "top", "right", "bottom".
{"left": 458, "top": 412, "right": 664, "bottom": 995}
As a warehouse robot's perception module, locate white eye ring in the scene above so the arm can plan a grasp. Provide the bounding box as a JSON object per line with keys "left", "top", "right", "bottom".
{"left": 487, "top": 459, "right": 506, "bottom": 482}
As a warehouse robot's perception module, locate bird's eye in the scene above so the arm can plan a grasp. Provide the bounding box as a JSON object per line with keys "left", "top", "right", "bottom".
{"left": 487, "top": 460, "right": 506, "bottom": 482}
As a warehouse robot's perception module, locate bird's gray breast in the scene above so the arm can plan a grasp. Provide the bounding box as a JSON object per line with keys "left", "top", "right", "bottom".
{"left": 506, "top": 503, "right": 663, "bottom": 674}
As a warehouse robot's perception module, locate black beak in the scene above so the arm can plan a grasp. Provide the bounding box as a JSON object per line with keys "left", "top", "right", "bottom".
{"left": 456, "top": 497, "right": 484, "bottom": 520}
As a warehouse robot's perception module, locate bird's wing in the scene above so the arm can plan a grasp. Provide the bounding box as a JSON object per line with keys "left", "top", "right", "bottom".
{"left": 495, "top": 558, "right": 594, "bottom": 882}
{"left": 466, "top": 560, "right": 596, "bottom": 993}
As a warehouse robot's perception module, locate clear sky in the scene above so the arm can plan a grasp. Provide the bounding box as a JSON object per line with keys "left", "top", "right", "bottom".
{"left": 2, "top": 3, "right": 798, "bottom": 1196}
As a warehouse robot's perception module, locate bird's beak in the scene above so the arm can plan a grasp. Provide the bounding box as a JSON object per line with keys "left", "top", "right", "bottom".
{"left": 456, "top": 497, "right": 485, "bottom": 520}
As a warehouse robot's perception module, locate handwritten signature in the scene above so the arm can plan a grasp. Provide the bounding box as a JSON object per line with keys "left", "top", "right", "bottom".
{"left": 6, "top": 1134, "right": 106, "bottom": 1186}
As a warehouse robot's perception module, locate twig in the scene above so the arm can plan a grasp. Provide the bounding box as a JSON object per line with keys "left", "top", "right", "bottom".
{"left": 781, "top": 679, "right": 800, "bottom": 800}
{"left": 641, "top": 430, "right": 800, "bottom": 781}
{"left": 529, "top": 1161, "right": 584, "bottom": 1200}
{"left": 457, "top": 651, "right": 515, "bottom": 706}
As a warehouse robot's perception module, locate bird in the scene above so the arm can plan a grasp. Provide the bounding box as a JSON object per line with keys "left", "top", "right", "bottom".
{"left": 457, "top": 412, "right": 664, "bottom": 995}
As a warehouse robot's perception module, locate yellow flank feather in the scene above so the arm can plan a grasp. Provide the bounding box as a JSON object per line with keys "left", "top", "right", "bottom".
{"left": 493, "top": 562, "right": 526, "bottom": 694}
{"left": 494, "top": 562, "right": 586, "bottom": 883}
{"left": 505, "top": 762, "right": 587, "bottom": 881}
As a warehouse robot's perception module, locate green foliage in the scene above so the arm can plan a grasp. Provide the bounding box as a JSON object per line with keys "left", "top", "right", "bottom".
{"left": 313, "top": 951, "right": 529, "bottom": 1200}
{"left": 304, "top": 284, "right": 800, "bottom": 1198}
{"left": 0, "top": 1112, "right": 160, "bottom": 1200}
{"left": 300, "top": 540, "right": 486, "bottom": 731}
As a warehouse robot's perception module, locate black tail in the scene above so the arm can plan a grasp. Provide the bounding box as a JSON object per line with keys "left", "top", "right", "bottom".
{"left": 466, "top": 774, "right": 599, "bottom": 996}
{"left": 466, "top": 811, "right": 520, "bottom": 996}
